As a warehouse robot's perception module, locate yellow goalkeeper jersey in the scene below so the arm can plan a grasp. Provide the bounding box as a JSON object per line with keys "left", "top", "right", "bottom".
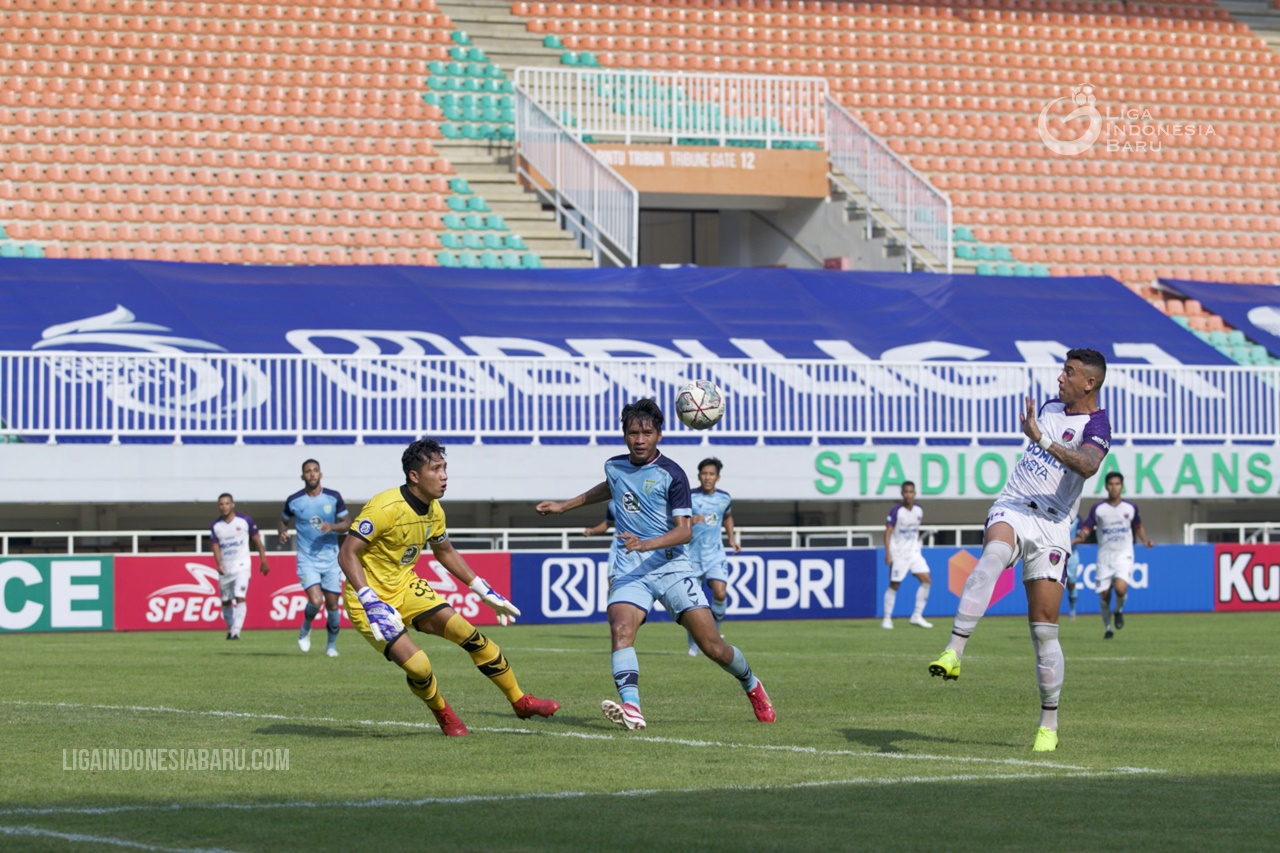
{"left": 349, "top": 484, "right": 447, "bottom": 595}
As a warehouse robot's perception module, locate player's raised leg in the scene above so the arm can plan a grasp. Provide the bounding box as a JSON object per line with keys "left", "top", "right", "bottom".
{"left": 929, "top": 527, "right": 1016, "bottom": 680}
{"left": 684, "top": 607, "right": 775, "bottom": 723}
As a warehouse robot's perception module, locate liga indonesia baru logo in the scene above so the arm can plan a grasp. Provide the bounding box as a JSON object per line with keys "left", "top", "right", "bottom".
{"left": 1037, "top": 83, "right": 1217, "bottom": 155}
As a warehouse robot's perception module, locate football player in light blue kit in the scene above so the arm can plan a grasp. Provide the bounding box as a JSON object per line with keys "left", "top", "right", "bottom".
{"left": 278, "top": 459, "right": 351, "bottom": 657}
{"left": 685, "top": 457, "right": 740, "bottom": 657}
{"left": 1064, "top": 514, "right": 1083, "bottom": 620}
{"left": 536, "top": 398, "right": 774, "bottom": 731}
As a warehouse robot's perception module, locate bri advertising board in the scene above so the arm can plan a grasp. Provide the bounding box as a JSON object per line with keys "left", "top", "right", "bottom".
{"left": 874, "top": 544, "right": 1217, "bottom": 618}
{"left": 514, "top": 549, "right": 877, "bottom": 624}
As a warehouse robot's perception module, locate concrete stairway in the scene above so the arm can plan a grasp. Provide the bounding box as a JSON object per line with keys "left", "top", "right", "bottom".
{"left": 434, "top": 0, "right": 594, "bottom": 267}
{"left": 1216, "top": 0, "right": 1280, "bottom": 48}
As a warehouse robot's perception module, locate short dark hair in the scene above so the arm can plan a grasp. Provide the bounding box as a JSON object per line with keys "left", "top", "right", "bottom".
{"left": 698, "top": 457, "right": 723, "bottom": 473}
{"left": 301, "top": 458, "right": 320, "bottom": 472}
{"left": 1067, "top": 348, "right": 1107, "bottom": 386}
{"left": 218, "top": 492, "right": 233, "bottom": 502}
{"left": 402, "top": 438, "right": 446, "bottom": 478}
{"left": 902, "top": 480, "right": 916, "bottom": 490}
{"left": 1105, "top": 471, "right": 1124, "bottom": 484}
{"left": 621, "top": 398, "right": 664, "bottom": 432}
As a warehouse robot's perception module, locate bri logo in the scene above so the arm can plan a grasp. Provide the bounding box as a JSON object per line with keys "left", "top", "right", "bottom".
{"left": 540, "top": 557, "right": 609, "bottom": 617}
{"left": 723, "top": 556, "right": 845, "bottom": 616}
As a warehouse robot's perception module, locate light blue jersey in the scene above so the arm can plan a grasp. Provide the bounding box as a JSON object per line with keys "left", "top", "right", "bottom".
{"left": 1066, "top": 515, "right": 1083, "bottom": 584}
{"left": 606, "top": 451, "right": 693, "bottom": 581}
{"left": 281, "top": 487, "right": 349, "bottom": 579}
{"left": 690, "top": 488, "right": 732, "bottom": 577}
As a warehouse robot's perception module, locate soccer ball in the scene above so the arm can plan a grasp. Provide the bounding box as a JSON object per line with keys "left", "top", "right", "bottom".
{"left": 674, "top": 380, "right": 725, "bottom": 430}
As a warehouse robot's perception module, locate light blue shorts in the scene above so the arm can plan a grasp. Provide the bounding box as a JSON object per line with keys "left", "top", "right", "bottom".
{"left": 691, "top": 555, "right": 728, "bottom": 585}
{"left": 298, "top": 563, "right": 343, "bottom": 596}
{"left": 609, "top": 561, "right": 709, "bottom": 622}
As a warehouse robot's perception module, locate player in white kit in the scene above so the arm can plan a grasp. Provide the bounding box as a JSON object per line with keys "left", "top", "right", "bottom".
{"left": 928, "top": 349, "right": 1111, "bottom": 753}
{"left": 882, "top": 481, "right": 932, "bottom": 629}
{"left": 1074, "top": 472, "right": 1152, "bottom": 639}
{"left": 210, "top": 493, "right": 271, "bottom": 640}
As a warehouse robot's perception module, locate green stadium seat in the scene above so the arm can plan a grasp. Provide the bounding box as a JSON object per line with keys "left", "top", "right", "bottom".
{"left": 446, "top": 195, "right": 469, "bottom": 212}
{"left": 482, "top": 233, "right": 505, "bottom": 250}
{"left": 954, "top": 225, "right": 977, "bottom": 243}
{"left": 437, "top": 250, "right": 459, "bottom": 267}
{"left": 504, "top": 233, "right": 526, "bottom": 251}
{"left": 466, "top": 63, "right": 488, "bottom": 79}
{"left": 449, "top": 178, "right": 472, "bottom": 195}
{"left": 1171, "top": 314, "right": 1191, "bottom": 329}
{"left": 21, "top": 244, "right": 43, "bottom": 259}
{"left": 1226, "top": 330, "right": 1247, "bottom": 346}
{"left": 994, "top": 263, "right": 1015, "bottom": 276}
{"left": 955, "top": 244, "right": 976, "bottom": 261}
{"left": 479, "top": 251, "right": 501, "bottom": 269}
{"left": 440, "top": 123, "right": 463, "bottom": 139}
{"left": 1192, "top": 329, "right": 1211, "bottom": 343}
{"left": 467, "top": 48, "right": 487, "bottom": 62}
{"left": 1012, "top": 263, "right": 1031, "bottom": 277}
{"left": 561, "top": 51, "right": 580, "bottom": 66}
{"left": 442, "top": 213, "right": 466, "bottom": 231}
{"left": 994, "top": 245, "right": 1016, "bottom": 262}
{"left": 439, "top": 233, "right": 463, "bottom": 250}
{"left": 466, "top": 196, "right": 490, "bottom": 213}
{"left": 543, "top": 34, "right": 563, "bottom": 49}
{"left": 484, "top": 214, "right": 507, "bottom": 231}
{"left": 461, "top": 233, "right": 483, "bottom": 251}
{"left": 1249, "top": 345, "right": 1270, "bottom": 364}
{"left": 481, "top": 106, "right": 503, "bottom": 123}
{"left": 521, "top": 253, "right": 544, "bottom": 269}
{"left": 495, "top": 125, "right": 515, "bottom": 140}
{"left": 1030, "top": 264, "right": 1051, "bottom": 277}
{"left": 0, "top": 225, "right": 7, "bottom": 240}
{"left": 972, "top": 244, "right": 993, "bottom": 261}
{"left": 452, "top": 31, "right": 472, "bottom": 45}
{"left": 463, "top": 213, "right": 485, "bottom": 230}
{"left": 449, "top": 47, "right": 469, "bottom": 62}
{"left": 458, "top": 252, "right": 481, "bottom": 269}
{"left": 0, "top": 243, "right": 21, "bottom": 259}
{"left": 422, "top": 92, "right": 442, "bottom": 106}
{"left": 1207, "top": 330, "right": 1229, "bottom": 347}
{"left": 975, "top": 261, "right": 995, "bottom": 275}
{"left": 427, "top": 77, "right": 451, "bottom": 91}
{"left": 501, "top": 252, "right": 522, "bottom": 270}
{"left": 442, "top": 105, "right": 465, "bottom": 122}
{"left": 579, "top": 53, "right": 599, "bottom": 67}
{"left": 459, "top": 78, "right": 482, "bottom": 93}
{"left": 1229, "top": 346, "right": 1251, "bottom": 364}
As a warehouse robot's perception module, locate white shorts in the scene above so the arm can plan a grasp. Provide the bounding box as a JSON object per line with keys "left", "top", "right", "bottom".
{"left": 985, "top": 500, "right": 1073, "bottom": 585}
{"left": 889, "top": 552, "right": 930, "bottom": 583}
{"left": 219, "top": 569, "right": 250, "bottom": 601}
{"left": 1095, "top": 554, "right": 1135, "bottom": 589}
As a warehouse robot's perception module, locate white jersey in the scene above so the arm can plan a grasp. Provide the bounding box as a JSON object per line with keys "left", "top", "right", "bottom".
{"left": 1082, "top": 499, "right": 1141, "bottom": 563}
{"left": 998, "top": 399, "right": 1111, "bottom": 520}
{"left": 211, "top": 513, "right": 260, "bottom": 574}
{"left": 886, "top": 503, "right": 924, "bottom": 559}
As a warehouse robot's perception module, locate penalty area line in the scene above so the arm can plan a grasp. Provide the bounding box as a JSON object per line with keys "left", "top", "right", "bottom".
{"left": 4, "top": 700, "right": 1165, "bottom": 777}
{"left": 0, "top": 768, "right": 1153, "bottom": 819}
{"left": 0, "top": 824, "right": 243, "bottom": 853}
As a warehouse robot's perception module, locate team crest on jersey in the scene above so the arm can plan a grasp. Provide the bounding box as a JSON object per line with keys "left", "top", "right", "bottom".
{"left": 357, "top": 519, "right": 374, "bottom": 536}
{"left": 1061, "top": 429, "right": 1075, "bottom": 442}
{"left": 622, "top": 491, "right": 640, "bottom": 513}
{"left": 1048, "top": 550, "right": 1063, "bottom": 566}
{"left": 642, "top": 479, "right": 656, "bottom": 495}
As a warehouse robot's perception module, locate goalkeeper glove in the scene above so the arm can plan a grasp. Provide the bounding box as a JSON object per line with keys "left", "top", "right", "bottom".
{"left": 356, "top": 586, "right": 404, "bottom": 643}
{"left": 470, "top": 577, "right": 521, "bottom": 626}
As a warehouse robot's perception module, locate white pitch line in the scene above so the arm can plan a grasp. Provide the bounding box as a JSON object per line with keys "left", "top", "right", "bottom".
{"left": 0, "top": 824, "right": 243, "bottom": 853}
{"left": 3, "top": 700, "right": 1164, "bottom": 776}
{"left": 0, "top": 768, "right": 1154, "bottom": 819}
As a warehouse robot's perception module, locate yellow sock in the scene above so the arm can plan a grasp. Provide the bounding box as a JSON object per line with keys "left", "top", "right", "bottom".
{"left": 442, "top": 613, "right": 523, "bottom": 703}
{"left": 400, "top": 649, "right": 445, "bottom": 712}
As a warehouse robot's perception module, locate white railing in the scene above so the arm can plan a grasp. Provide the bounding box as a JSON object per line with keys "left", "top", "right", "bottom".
{"left": 1183, "top": 523, "right": 1280, "bottom": 545}
{"left": 0, "top": 526, "right": 983, "bottom": 556}
{"left": 514, "top": 67, "right": 828, "bottom": 148}
{"left": 826, "top": 96, "right": 952, "bottom": 272}
{"left": 513, "top": 82, "right": 639, "bottom": 266}
{"left": 2, "top": 353, "right": 1278, "bottom": 444}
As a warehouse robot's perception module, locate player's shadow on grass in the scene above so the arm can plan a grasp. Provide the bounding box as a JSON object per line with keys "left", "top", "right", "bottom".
{"left": 840, "top": 727, "right": 1009, "bottom": 753}
{"left": 254, "top": 723, "right": 427, "bottom": 740}
{"left": 215, "top": 652, "right": 297, "bottom": 658}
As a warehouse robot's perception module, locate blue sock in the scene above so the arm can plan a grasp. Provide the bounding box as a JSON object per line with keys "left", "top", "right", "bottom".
{"left": 302, "top": 603, "right": 319, "bottom": 630}
{"left": 326, "top": 609, "right": 340, "bottom": 647}
{"left": 710, "top": 597, "right": 727, "bottom": 626}
{"left": 611, "top": 648, "right": 640, "bottom": 708}
{"left": 720, "top": 645, "right": 758, "bottom": 692}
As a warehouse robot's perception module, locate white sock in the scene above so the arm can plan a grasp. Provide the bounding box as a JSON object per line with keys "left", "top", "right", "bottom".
{"left": 883, "top": 588, "right": 897, "bottom": 618}
{"left": 1030, "top": 622, "right": 1063, "bottom": 729}
{"left": 913, "top": 583, "right": 930, "bottom": 618}
{"left": 1115, "top": 592, "right": 1127, "bottom": 613}
{"left": 1101, "top": 604, "right": 1112, "bottom": 628}
{"left": 222, "top": 604, "right": 234, "bottom": 629}
{"left": 947, "top": 540, "right": 1014, "bottom": 657}
{"left": 232, "top": 602, "right": 247, "bottom": 635}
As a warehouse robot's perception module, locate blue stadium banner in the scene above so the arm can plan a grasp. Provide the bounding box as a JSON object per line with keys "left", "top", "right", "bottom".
{"left": 875, "top": 544, "right": 1215, "bottom": 619}
{"left": 0, "top": 259, "right": 1228, "bottom": 365}
{"left": 1162, "top": 278, "right": 1280, "bottom": 358}
{"left": 512, "top": 548, "right": 877, "bottom": 624}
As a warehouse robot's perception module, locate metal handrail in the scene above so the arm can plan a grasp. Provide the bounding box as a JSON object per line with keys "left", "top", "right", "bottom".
{"left": 1183, "top": 522, "right": 1280, "bottom": 545}
{"left": 825, "top": 95, "right": 952, "bottom": 272}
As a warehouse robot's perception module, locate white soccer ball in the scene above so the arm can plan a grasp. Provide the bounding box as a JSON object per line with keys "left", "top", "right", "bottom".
{"left": 674, "top": 380, "right": 725, "bottom": 430}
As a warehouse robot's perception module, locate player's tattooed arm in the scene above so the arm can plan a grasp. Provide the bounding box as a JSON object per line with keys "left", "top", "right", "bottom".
{"left": 1046, "top": 442, "right": 1105, "bottom": 479}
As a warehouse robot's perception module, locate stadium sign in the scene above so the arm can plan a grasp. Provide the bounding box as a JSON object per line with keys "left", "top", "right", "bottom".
{"left": 813, "top": 446, "right": 1280, "bottom": 499}
{"left": 0, "top": 557, "right": 112, "bottom": 632}
{"left": 589, "top": 145, "right": 829, "bottom": 197}
{"left": 1214, "top": 545, "right": 1280, "bottom": 611}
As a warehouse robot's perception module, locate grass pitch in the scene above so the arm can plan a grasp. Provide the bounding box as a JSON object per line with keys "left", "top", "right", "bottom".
{"left": 2, "top": 613, "right": 1278, "bottom": 852}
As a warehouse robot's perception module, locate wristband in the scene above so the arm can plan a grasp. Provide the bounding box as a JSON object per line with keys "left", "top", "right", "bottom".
{"left": 1037, "top": 434, "right": 1053, "bottom": 451}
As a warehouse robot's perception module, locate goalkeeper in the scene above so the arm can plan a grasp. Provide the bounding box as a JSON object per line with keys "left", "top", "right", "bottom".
{"left": 339, "top": 438, "right": 560, "bottom": 736}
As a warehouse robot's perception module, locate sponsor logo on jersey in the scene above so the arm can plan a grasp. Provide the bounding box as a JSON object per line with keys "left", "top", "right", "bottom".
{"left": 400, "top": 545, "right": 420, "bottom": 566}
{"left": 621, "top": 491, "right": 640, "bottom": 513}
